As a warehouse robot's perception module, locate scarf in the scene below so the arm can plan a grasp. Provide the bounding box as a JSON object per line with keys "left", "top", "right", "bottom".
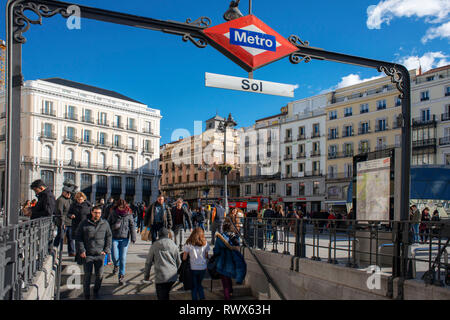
{"left": 116, "top": 207, "right": 129, "bottom": 217}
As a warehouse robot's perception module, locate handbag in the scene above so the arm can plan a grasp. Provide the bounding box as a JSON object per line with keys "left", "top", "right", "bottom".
{"left": 207, "top": 253, "right": 221, "bottom": 280}
{"left": 141, "top": 227, "right": 151, "bottom": 241}
{"left": 178, "top": 254, "right": 192, "bottom": 290}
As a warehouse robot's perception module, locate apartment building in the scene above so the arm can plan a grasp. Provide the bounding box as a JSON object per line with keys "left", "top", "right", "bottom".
{"left": 279, "top": 94, "right": 328, "bottom": 213}
{"left": 0, "top": 78, "right": 161, "bottom": 205}
{"left": 324, "top": 72, "right": 416, "bottom": 211}
{"left": 159, "top": 115, "right": 241, "bottom": 208}
{"left": 411, "top": 65, "right": 450, "bottom": 165}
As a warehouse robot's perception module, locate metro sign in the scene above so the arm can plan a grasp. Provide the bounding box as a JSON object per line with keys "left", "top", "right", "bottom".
{"left": 203, "top": 15, "right": 298, "bottom": 71}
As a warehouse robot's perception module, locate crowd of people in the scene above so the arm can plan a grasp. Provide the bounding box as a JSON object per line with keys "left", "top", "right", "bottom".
{"left": 21, "top": 179, "right": 246, "bottom": 301}
{"left": 409, "top": 205, "right": 441, "bottom": 244}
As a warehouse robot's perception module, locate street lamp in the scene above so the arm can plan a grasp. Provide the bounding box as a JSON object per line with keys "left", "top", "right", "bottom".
{"left": 198, "top": 163, "right": 215, "bottom": 205}
{"left": 217, "top": 113, "right": 237, "bottom": 214}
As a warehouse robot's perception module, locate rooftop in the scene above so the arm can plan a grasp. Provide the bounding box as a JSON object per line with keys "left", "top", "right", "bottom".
{"left": 40, "top": 78, "right": 145, "bottom": 105}
{"left": 420, "top": 64, "right": 450, "bottom": 76}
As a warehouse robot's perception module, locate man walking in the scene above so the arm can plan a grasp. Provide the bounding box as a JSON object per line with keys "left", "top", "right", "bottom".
{"left": 144, "top": 195, "right": 172, "bottom": 242}
{"left": 410, "top": 205, "right": 421, "bottom": 244}
{"left": 75, "top": 205, "right": 112, "bottom": 300}
{"left": 211, "top": 201, "right": 226, "bottom": 245}
{"left": 54, "top": 187, "right": 73, "bottom": 255}
{"left": 171, "top": 198, "right": 192, "bottom": 249}
{"left": 143, "top": 227, "right": 181, "bottom": 300}
{"left": 25, "top": 179, "right": 56, "bottom": 220}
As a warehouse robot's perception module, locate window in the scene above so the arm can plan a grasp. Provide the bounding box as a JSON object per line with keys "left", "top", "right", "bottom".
{"left": 328, "top": 145, "right": 337, "bottom": 158}
{"left": 67, "top": 105, "right": 76, "bottom": 119}
{"left": 126, "top": 177, "right": 135, "bottom": 190}
{"left": 257, "top": 183, "right": 264, "bottom": 194}
{"left": 313, "top": 181, "right": 320, "bottom": 195}
{"left": 298, "top": 126, "right": 305, "bottom": 139}
{"left": 99, "top": 152, "right": 106, "bottom": 167}
{"left": 65, "top": 148, "right": 74, "bottom": 162}
{"left": 285, "top": 164, "right": 291, "bottom": 177}
{"left": 420, "top": 91, "right": 429, "bottom": 101}
{"left": 376, "top": 137, "right": 386, "bottom": 150}
{"left": 376, "top": 119, "right": 387, "bottom": 131}
{"left": 99, "top": 132, "right": 106, "bottom": 145}
{"left": 445, "top": 86, "right": 450, "bottom": 97}
{"left": 67, "top": 127, "right": 75, "bottom": 139}
{"left": 344, "top": 107, "right": 352, "bottom": 117}
{"left": 360, "top": 103, "right": 369, "bottom": 114}
{"left": 128, "top": 156, "right": 134, "bottom": 169}
{"left": 128, "top": 137, "right": 135, "bottom": 149}
{"left": 84, "top": 109, "right": 92, "bottom": 122}
{"left": 114, "top": 135, "right": 120, "bottom": 147}
{"left": 343, "top": 143, "right": 353, "bottom": 157}
{"left": 344, "top": 163, "right": 353, "bottom": 178}
{"left": 285, "top": 183, "right": 292, "bottom": 196}
{"left": 43, "top": 145, "right": 52, "bottom": 161}
{"left": 329, "top": 110, "right": 337, "bottom": 120}
{"left": 329, "top": 128, "right": 338, "bottom": 139}
{"left": 298, "top": 182, "right": 305, "bottom": 196}
{"left": 313, "top": 161, "right": 320, "bottom": 174}
{"left": 359, "top": 140, "right": 369, "bottom": 153}
{"left": 377, "top": 99, "right": 386, "bottom": 110}
{"left": 245, "top": 185, "right": 251, "bottom": 195}
{"left": 43, "top": 123, "right": 52, "bottom": 138}
{"left": 360, "top": 121, "right": 370, "bottom": 134}
{"left": 421, "top": 109, "right": 430, "bottom": 122}
{"left": 97, "top": 175, "right": 107, "bottom": 189}
{"left": 41, "top": 170, "right": 54, "bottom": 191}
{"left": 83, "top": 130, "right": 91, "bottom": 143}
{"left": 115, "top": 115, "right": 121, "bottom": 127}
{"left": 114, "top": 154, "right": 120, "bottom": 169}
{"left": 128, "top": 118, "right": 136, "bottom": 130}
{"left": 312, "top": 142, "right": 320, "bottom": 155}
{"left": 298, "top": 162, "right": 304, "bottom": 173}
{"left": 269, "top": 183, "right": 276, "bottom": 194}
{"left": 144, "top": 140, "right": 152, "bottom": 152}
{"left": 313, "top": 123, "right": 320, "bottom": 137}
{"left": 328, "top": 165, "right": 337, "bottom": 179}
{"left": 43, "top": 101, "right": 53, "bottom": 114}
{"left": 99, "top": 112, "right": 107, "bottom": 125}
{"left": 395, "top": 97, "right": 401, "bottom": 106}
{"left": 64, "top": 172, "right": 75, "bottom": 184}
{"left": 82, "top": 151, "right": 91, "bottom": 167}
{"left": 343, "top": 125, "right": 353, "bottom": 137}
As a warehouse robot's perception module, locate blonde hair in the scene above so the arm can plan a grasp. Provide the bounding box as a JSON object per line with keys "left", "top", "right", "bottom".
{"left": 75, "top": 192, "right": 87, "bottom": 201}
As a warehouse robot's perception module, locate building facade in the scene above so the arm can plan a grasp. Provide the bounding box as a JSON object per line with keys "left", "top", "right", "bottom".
{"left": 159, "top": 115, "right": 241, "bottom": 208}
{"left": 411, "top": 65, "right": 450, "bottom": 165}
{"left": 0, "top": 78, "right": 161, "bottom": 205}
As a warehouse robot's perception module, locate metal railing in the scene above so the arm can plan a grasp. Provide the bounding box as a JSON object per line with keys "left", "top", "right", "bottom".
{"left": 0, "top": 217, "right": 55, "bottom": 300}
{"left": 242, "top": 217, "right": 450, "bottom": 290}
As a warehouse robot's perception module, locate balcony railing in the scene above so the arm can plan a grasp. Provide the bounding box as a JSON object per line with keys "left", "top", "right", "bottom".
{"left": 143, "top": 128, "right": 154, "bottom": 134}
{"left": 441, "top": 113, "right": 450, "bottom": 122}
{"left": 297, "top": 134, "right": 306, "bottom": 141}
{"left": 296, "top": 152, "right": 305, "bottom": 159}
{"left": 0, "top": 134, "right": 5, "bottom": 141}
{"left": 420, "top": 97, "right": 429, "bottom": 102}
{"left": 311, "top": 131, "right": 320, "bottom": 138}
{"left": 0, "top": 112, "right": 5, "bottom": 119}
{"left": 412, "top": 115, "right": 436, "bottom": 126}
{"left": 342, "top": 130, "right": 354, "bottom": 137}
{"left": 358, "top": 127, "right": 371, "bottom": 135}
{"left": 40, "top": 157, "right": 58, "bottom": 165}
{"left": 326, "top": 172, "right": 353, "bottom": 180}
{"left": 40, "top": 131, "right": 57, "bottom": 140}
{"left": 81, "top": 116, "right": 94, "bottom": 124}
{"left": 97, "top": 119, "right": 109, "bottom": 126}
{"left": 64, "top": 113, "right": 78, "bottom": 121}
{"left": 80, "top": 138, "right": 95, "bottom": 146}
{"left": 327, "top": 151, "right": 353, "bottom": 159}
{"left": 358, "top": 147, "right": 370, "bottom": 154}
{"left": 310, "top": 150, "right": 321, "bottom": 157}
{"left": 41, "top": 108, "right": 56, "bottom": 117}
{"left": 284, "top": 136, "right": 293, "bottom": 143}
{"left": 142, "top": 148, "right": 154, "bottom": 155}
{"left": 96, "top": 141, "right": 112, "bottom": 148}
{"left": 127, "top": 125, "right": 137, "bottom": 131}
{"left": 126, "top": 145, "right": 138, "bottom": 152}
{"left": 375, "top": 125, "right": 389, "bottom": 132}
{"left": 62, "top": 135, "right": 80, "bottom": 144}
{"left": 284, "top": 154, "right": 293, "bottom": 160}
{"left": 111, "top": 143, "right": 125, "bottom": 150}
{"left": 439, "top": 136, "right": 450, "bottom": 146}
{"left": 113, "top": 123, "right": 124, "bottom": 129}
{"left": 412, "top": 138, "right": 436, "bottom": 148}
{"left": 328, "top": 133, "right": 339, "bottom": 140}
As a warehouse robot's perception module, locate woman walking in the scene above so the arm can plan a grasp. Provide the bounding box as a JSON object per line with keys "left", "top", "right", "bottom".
{"left": 68, "top": 192, "right": 92, "bottom": 261}
{"left": 419, "top": 207, "right": 431, "bottom": 244}
{"left": 182, "top": 227, "right": 210, "bottom": 300}
{"left": 107, "top": 199, "right": 136, "bottom": 285}
{"left": 213, "top": 219, "right": 246, "bottom": 300}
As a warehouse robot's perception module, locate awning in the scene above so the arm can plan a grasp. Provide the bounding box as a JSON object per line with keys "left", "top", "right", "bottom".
{"left": 324, "top": 200, "right": 347, "bottom": 205}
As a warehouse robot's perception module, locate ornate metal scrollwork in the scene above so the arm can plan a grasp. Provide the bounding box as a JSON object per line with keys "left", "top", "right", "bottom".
{"left": 288, "top": 34, "right": 310, "bottom": 47}
{"left": 13, "top": 2, "right": 73, "bottom": 44}
{"left": 185, "top": 16, "right": 212, "bottom": 28}
{"left": 181, "top": 33, "right": 208, "bottom": 48}
{"left": 377, "top": 65, "right": 405, "bottom": 98}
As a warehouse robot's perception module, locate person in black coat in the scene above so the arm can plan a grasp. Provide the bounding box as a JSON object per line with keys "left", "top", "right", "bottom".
{"left": 26, "top": 179, "right": 56, "bottom": 220}
{"left": 67, "top": 192, "right": 92, "bottom": 237}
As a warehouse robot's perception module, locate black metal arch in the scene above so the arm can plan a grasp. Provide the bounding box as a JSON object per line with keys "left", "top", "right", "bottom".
{"left": 4, "top": 0, "right": 411, "bottom": 288}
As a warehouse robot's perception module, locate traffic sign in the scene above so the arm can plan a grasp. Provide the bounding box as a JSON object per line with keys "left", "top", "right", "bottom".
{"left": 205, "top": 72, "right": 296, "bottom": 97}
{"left": 203, "top": 15, "right": 298, "bottom": 71}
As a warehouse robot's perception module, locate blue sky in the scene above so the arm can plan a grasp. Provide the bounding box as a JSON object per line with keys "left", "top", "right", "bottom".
{"left": 1, "top": 0, "right": 449, "bottom": 144}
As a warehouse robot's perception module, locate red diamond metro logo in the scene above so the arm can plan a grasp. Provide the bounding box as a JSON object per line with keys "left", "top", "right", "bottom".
{"left": 203, "top": 15, "right": 298, "bottom": 71}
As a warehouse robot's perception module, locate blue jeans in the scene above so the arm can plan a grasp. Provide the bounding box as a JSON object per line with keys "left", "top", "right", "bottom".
{"left": 413, "top": 224, "right": 419, "bottom": 243}
{"left": 191, "top": 269, "right": 206, "bottom": 300}
{"left": 65, "top": 226, "right": 76, "bottom": 256}
{"left": 111, "top": 238, "right": 130, "bottom": 276}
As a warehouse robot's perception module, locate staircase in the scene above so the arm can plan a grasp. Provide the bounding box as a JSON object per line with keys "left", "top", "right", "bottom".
{"left": 58, "top": 234, "right": 255, "bottom": 300}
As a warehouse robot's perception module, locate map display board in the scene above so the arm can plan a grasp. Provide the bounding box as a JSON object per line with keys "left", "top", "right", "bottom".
{"left": 356, "top": 157, "right": 391, "bottom": 221}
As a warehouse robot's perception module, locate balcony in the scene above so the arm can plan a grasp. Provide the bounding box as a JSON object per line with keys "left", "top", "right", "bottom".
{"left": 327, "top": 151, "right": 353, "bottom": 159}
{"left": 111, "top": 143, "right": 125, "bottom": 150}
{"left": 81, "top": 116, "right": 94, "bottom": 124}
{"left": 64, "top": 113, "right": 78, "bottom": 121}
{"left": 0, "top": 134, "right": 4, "bottom": 141}
{"left": 97, "top": 119, "right": 109, "bottom": 127}
{"left": 375, "top": 125, "right": 389, "bottom": 132}
{"left": 125, "top": 145, "right": 138, "bottom": 152}
{"left": 41, "top": 108, "right": 56, "bottom": 117}
{"left": 63, "top": 160, "right": 79, "bottom": 167}
{"left": 310, "top": 150, "right": 321, "bottom": 157}
{"left": 441, "top": 113, "right": 450, "bottom": 122}
{"left": 113, "top": 123, "right": 124, "bottom": 129}
{"left": 328, "top": 133, "right": 339, "bottom": 140}
{"left": 62, "top": 135, "right": 80, "bottom": 144}
{"left": 80, "top": 138, "right": 95, "bottom": 146}
{"left": 311, "top": 131, "right": 321, "bottom": 138}
{"left": 40, "top": 158, "right": 58, "bottom": 166}
{"left": 284, "top": 154, "right": 293, "bottom": 160}
{"left": 142, "top": 148, "right": 154, "bottom": 155}
{"left": 0, "top": 112, "right": 5, "bottom": 119}
{"left": 143, "top": 128, "right": 154, "bottom": 134}
{"left": 439, "top": 136, "right": 450, "bottom": 146}
{"left": 96, "top": 141, "right": 112, "bottom": 149}
{"left": 413, "top": 138, "right": 436, "bottom": 148}
{"left": 358, "top": 127, "right": 371, "bottom": 135}
{"left": 412, "top": 115, "right": 437, "bottom": 127}
{"left": 342, "top": 130, "right": 354, "bottom": 138}
{"left": 326, "top": 172, "right": 353, "bottom": 181}
{"left": 358, "top": 147, "right": 370, "bottom": 154}
{"left": 294, "top": 152, "right": 305, "bottom": 159}
{"left": 420, "top": 97, "right": 429, "bottom": 102}
{"left": 127, "top": 124, "right": 137, "bottom": 132}
{"left": 40, "top": 131, "right": 57, "bottom": 141}
{"left": 297, "top": 134, "right": 306, "bottom": 141}
{"left": 284, "top": 136, "right": 293, "bottom": 143}
{"left": 445, "top": 92, "right": 450, "bottom": 97}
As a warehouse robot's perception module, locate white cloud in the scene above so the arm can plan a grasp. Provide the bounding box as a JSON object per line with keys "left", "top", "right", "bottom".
{"left": 319, "top": 74, "right": 383, "bottom": 94}
{"left": 367, "top": 0, "right": 450, "bottom": 29}
{"left": 398, "top": 51, "right": 450, "bottom": 72}
{"left": 421, "top": 21, "right": 450, "bottom": 43}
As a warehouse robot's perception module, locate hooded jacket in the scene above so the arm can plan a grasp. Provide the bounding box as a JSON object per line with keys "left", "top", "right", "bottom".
{"left": 144, "top": 236, "right": 181, "bottom": 284}
{"left": 213, "top": 232, "right": 247, "bottom": 284}
{"left": 31, "top": 188, "right": 56, "bottom": 220}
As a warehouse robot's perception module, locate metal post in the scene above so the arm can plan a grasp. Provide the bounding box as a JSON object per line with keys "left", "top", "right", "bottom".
{"left": 223, "top": 126, "right": 229, "bottom": 214}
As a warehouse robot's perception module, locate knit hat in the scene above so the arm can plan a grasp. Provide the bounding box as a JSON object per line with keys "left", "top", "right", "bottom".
{"left": 62, "top": 186, "right": 73, "bottom": 193}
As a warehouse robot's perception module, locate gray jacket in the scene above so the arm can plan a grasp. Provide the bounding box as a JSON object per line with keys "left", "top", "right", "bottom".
{"left": 411, "top": 209, "right": 421, "bottom": 223}
{"left": 56, "top": 195, "right": 72, "bottom": 226}
{"left": 76, "top": 218, "right": 112, "bottom": 256}
{"left": 144, "top": 236, "right": 181, "bottom": 284}
{"left": 214, "top": 205, "right": 226, "bottom": 223}
{"left": 107, "top": 210, "right": 137, "bottom": 242}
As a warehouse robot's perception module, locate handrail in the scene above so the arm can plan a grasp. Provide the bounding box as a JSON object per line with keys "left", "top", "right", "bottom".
{"left": 226, "top": 217, "right": 287, "bottom": 300}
